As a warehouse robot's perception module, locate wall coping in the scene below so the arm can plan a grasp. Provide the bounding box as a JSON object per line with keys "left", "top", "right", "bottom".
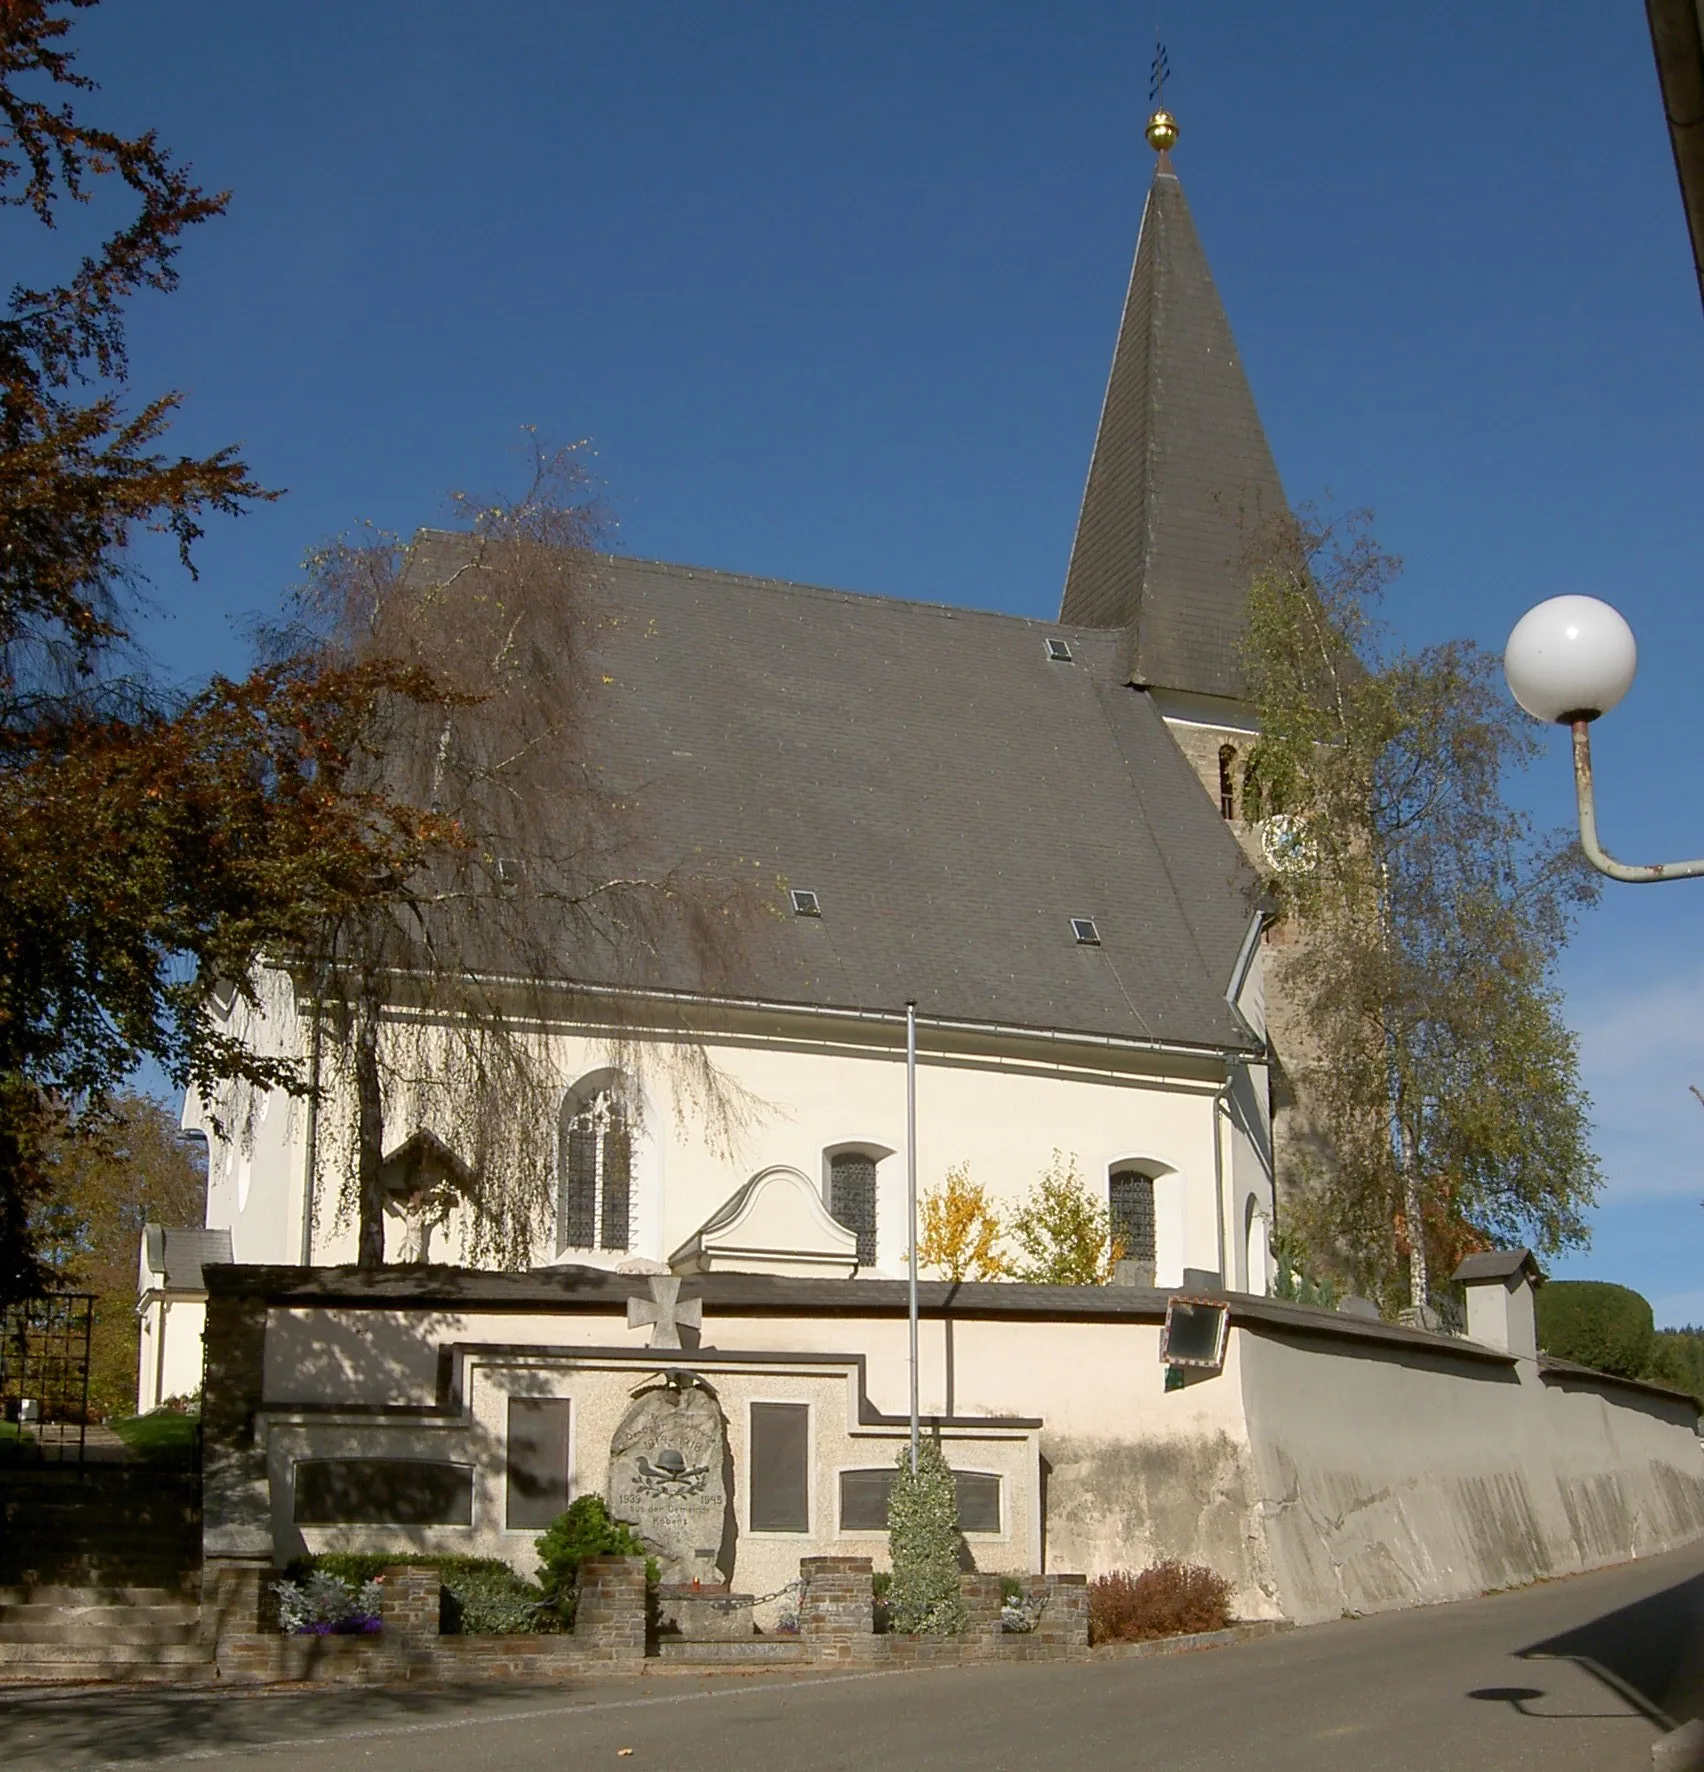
{"left": 206, "top": 1264, "right": 1519, "bottom": 1367}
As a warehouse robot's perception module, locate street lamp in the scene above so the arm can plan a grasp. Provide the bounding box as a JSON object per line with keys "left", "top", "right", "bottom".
{"left": 1504, "top": 595, "right": 1704, "bottom": 882}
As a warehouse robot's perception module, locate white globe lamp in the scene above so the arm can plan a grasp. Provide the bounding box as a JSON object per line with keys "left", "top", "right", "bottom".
{"left": 1503, "top": 595, "right": 1704, "bottom": 883}
{"left": 1503, "top": 595, "right": 1637, "bottom": 725}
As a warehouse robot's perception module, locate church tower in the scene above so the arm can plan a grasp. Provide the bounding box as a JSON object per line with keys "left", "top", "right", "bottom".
{"left": 1060, "top": 104, "right": 1286, "bottom": 847}
{"left": 1064, "top": 102, "right": 1329, "bottom": 1215}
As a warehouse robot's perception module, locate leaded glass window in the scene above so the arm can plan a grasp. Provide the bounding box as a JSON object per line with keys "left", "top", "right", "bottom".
{"left": 829, "top": 1152, "right": 877, "bottom": 1266}
{"left": 558, "top": 1088, "right": 632, "bottom": 1253}
{"left": 1109, "top": 1169, "right": 1156, "bottom": 1268}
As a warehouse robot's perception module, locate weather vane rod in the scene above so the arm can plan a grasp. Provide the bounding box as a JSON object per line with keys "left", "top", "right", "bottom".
{"left": 1149, "top": 34, "right": 1170, "bottom": 106}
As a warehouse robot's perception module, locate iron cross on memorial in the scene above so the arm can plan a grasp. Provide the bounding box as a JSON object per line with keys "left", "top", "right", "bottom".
{"left": 626, "top": 1274, "right": 702, "bottom": 1349}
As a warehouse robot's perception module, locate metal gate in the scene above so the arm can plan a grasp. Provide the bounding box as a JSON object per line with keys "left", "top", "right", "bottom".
{"left": 0, "top": 1294, "right": 94, "bottom": 1464}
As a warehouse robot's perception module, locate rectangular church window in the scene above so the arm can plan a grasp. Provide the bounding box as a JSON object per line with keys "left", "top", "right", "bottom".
{"left": 293, "top": 1459, "right": 474, "bottom": 1526}
{"left": 506, "top": 1397, "right": 573, "bottom": 1529}
{"left": 749, "top": 1402, "right": 809, "bottom": 1531}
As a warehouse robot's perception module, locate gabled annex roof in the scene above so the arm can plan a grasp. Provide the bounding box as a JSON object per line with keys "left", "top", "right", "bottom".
{"left": 141, "top": 1224, "right": 233, "bottom": 1295}
{"left": 401, "top": 536, "right": 1262, "bottom": 1055}
{"left": 1061, "top": 148, "right": 1287, "bottom": 702}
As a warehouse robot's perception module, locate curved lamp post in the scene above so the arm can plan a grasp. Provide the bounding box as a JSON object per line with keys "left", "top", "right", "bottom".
{"left": 1504, "top": 595, "right": 1704, "bottom": 882}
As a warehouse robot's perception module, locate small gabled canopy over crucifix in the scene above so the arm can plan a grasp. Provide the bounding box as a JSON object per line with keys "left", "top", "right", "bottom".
{"left": 627, "top": 1274, "right": 703, "bottom": 1349}
{"left": 380, "top": 1129, "right": 472, "bottom": 1263}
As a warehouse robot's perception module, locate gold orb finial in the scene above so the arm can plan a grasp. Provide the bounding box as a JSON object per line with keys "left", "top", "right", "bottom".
{"left": 1145, "top": 108, "right": 1179, "bottom": 153}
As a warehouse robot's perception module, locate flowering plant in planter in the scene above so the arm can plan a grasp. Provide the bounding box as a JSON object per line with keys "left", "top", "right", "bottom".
{"left": 272, "top": 1571, "right": 384, "bottom": 1635}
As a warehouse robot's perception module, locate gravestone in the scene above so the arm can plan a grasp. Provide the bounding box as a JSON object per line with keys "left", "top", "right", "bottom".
{"left": 606, "top": 1373, "right": 729, "bottom": 1584}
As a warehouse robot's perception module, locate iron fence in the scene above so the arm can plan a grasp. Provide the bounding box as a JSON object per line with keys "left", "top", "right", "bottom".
{"left": 0, "top": 1293, "right": 94, "bottom": 1465}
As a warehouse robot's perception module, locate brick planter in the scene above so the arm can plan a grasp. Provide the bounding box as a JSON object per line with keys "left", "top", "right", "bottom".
{"left": 798, "top": 1557, "right": 876, "bottom": 1663}
{"left": 959, "top": 1573, "right": 1004, "bottom": 1654}
{"left": 573, "top": 1556, "right": 647, "bottom": 1663}
{"left": 378, "top": 1566, "right": 441, "bottom": 1642}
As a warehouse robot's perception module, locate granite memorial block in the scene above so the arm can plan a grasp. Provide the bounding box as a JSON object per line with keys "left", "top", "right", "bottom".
{"left": 606, "top": 1372, "right": 729, "bottom": 1583}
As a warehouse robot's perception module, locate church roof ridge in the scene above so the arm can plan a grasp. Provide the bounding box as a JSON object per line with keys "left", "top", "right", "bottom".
{"left": 410, "top": 531, "right": 1097, "bottom": 639}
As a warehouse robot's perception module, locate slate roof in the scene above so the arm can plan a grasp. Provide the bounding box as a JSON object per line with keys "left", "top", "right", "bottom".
{"left": 1060, "top": 154, "right": 1288, "bottom": 701}
{"left": 1452, "top": 1248, "right": 1542, "bottom": 1284}
{"left": 408, "top": 541, "right": 1263, "bottom": 1053}
{"left": 142, "top": 1225, "right": 233, "bottom": 1293}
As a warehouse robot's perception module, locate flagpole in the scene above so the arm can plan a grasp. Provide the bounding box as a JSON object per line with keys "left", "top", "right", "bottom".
{"left": 906, "top": 998, "right": 919, "bottom": 1474}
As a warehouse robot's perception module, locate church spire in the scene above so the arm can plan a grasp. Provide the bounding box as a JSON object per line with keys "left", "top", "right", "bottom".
{"left": 1060, "top": 104, "right": 1287, "bottom": 703}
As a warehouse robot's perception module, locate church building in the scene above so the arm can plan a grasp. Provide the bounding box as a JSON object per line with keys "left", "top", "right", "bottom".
{"left": 161, "top": 115, "right": 1704, "bottom": 1629}
{"left": 182, "top": 113, "right": 1283, "bottom": 1301}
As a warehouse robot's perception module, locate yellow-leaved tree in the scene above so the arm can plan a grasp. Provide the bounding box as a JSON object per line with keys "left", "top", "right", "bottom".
{"left": 914, "top": 1162, "right": 1007, "bottom": 1282}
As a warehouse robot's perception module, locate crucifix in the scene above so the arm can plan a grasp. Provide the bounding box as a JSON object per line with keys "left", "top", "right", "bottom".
{"left": 627, "top": 1274, "right": 702, "bottom": 1349}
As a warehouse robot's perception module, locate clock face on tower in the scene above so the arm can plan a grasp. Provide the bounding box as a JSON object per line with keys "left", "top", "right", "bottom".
{"left": 1259, "top": 813, "right": 1314, "bottom": 876}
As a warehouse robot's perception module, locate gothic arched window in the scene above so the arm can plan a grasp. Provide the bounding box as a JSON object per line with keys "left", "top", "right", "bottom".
{"left": 1217, "top": 745, "right": 1237, "bottom": 821}
{"left": 828, "top": 1151, "right": 878, "bottom": 1267}
{"left": 558, "top": 1086, "right": 632, "bottom": 1254}
{"left": 1109, "top": 1169, "right": 1157, "bottom": 1272}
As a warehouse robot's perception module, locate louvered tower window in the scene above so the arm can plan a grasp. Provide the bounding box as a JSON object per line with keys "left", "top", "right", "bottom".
{"left": 829, "top": 1152, "right": 878, "bottom": 1267}
{"left": 1109, "top": 1170, "right": 1157, "bottom": 1268}
{"left": 558, "top": 1088, "right": 632, "bottom": 1253}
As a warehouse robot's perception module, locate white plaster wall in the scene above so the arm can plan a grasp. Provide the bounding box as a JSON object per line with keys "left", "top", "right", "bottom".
{"left": 249, "top": 1294, "right": 1704, "bottom": 1626}
{"left": 136, "top": 1298, "right": 207, "bottom": 1412}
{"left": 254, "top": 1010, "right": 1247, "bottom": 1285}
{"left": 257, "top": 1299, "right": 1277, "bottom": 1614}
{"left": 1238, "top": 1328, "right": 1704, "bottom": 1624}
{"left": 185, "top": 969, "right": 310, "bottom": 1266}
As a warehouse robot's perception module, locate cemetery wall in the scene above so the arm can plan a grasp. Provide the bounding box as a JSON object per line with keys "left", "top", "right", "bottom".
{"left": 204, "top": 1271, "right": 1704, "bottom": 1634}
{"left": 1237, "top": 1325, "right": 1704, "bottom": 1624}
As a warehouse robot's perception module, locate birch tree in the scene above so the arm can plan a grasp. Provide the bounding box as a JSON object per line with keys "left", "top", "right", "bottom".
{"left": 1241, "top": 515, "right": 1601, "bottom": 1315}
{"left": 285, "top": 445, "right": 763, "bottom": 1267}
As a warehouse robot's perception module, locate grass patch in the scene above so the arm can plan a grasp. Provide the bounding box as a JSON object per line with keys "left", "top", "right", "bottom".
{"left": 110, "top": 1410, "right": 200, "bottom": 1464}
{"left": 0, "top": 1421, "right": 37, "bottom": 1464}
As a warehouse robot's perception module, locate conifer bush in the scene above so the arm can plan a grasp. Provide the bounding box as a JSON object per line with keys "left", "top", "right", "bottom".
{"left": 886, "top": 1437, "right": 966, "bottom": 1635}
{"left": 534, "top": 1495, "right": 656, "bottom": 1622}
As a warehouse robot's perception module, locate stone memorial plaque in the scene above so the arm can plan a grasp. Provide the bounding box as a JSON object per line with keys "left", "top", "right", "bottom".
{"left": 606, "top": 1375, "right": 729, "bottom": 1584}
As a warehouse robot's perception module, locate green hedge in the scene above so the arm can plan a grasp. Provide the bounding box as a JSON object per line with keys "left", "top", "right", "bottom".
{"left": 1536, "top": 1281, "right": 1654, "bottom": 1380}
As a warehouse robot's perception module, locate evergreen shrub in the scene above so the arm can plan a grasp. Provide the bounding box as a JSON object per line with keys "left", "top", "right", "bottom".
{"left": 1537, "top": 1281, "right": 1654, "bottom": 1380}
{"left": 886, "top": 1437, "right": 966, "bottom": 1636}
{"left": 534, "top": 1495, "right": 657, "bottom": 1623}
{"left": 1088, "top": 1561, "right": 1232, "bottom": 1646}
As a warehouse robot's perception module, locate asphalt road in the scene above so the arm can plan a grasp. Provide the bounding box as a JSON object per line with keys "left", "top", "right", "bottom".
{"left": 9, "top": 1540, "right": 1704, "bottom": 1772}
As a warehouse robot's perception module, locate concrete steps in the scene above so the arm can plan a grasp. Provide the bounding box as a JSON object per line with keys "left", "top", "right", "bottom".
{"left": 0, "top": 1587, "right": 209, "bottom": 1684}
{"left": 652, "top": 1638, "right": 810, "bottom": 1665}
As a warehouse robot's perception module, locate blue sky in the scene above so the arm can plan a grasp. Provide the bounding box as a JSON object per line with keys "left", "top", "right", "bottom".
{"left": 53, "top": 3, "right": 1704, "bottom": 1318}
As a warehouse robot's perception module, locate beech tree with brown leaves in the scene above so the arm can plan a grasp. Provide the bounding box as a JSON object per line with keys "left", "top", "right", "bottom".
{"left": 0, "top": 2, "right": 447, "bottom": 1300}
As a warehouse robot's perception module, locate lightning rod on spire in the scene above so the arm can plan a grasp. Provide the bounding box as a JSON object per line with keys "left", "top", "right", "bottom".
{"left": 1145, "top": 35, "right": 1179, "bottom": 154}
